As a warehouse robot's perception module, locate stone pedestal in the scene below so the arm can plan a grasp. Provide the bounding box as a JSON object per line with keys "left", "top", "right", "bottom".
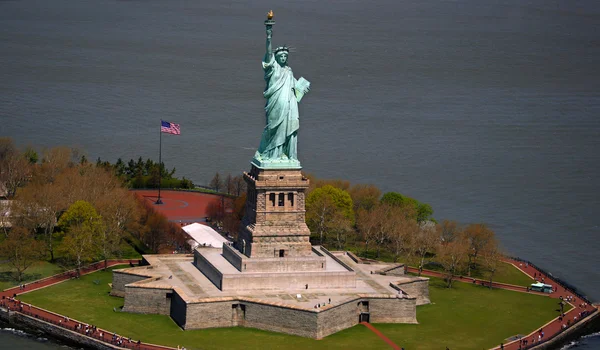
{"left": 236, "top": 165, "right": 313, "bottom": 260}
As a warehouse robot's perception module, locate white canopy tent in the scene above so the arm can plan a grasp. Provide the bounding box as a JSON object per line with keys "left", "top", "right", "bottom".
{"left": 182, "top": 222, "right": 229, "bottom": 249}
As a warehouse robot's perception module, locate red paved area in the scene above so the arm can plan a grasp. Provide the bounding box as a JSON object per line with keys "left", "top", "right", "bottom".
{"left": 133, "top": 190, "right": 232, "bottom": 224}
{"left": 361, "top": 322, "right": 401, "bottom": 349}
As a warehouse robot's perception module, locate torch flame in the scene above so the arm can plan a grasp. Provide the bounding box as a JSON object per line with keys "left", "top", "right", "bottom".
{"left": 267, "top": 10, "right": 274, "bottom": 20}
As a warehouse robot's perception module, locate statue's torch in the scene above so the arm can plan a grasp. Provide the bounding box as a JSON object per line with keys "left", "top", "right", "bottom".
{"left": 265, "top": 10, "right": 275, "bottom": 27}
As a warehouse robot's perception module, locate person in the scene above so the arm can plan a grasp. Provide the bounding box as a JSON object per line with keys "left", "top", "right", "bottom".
{"left": 254, "top": 20, "right": 310, "bottom": 163}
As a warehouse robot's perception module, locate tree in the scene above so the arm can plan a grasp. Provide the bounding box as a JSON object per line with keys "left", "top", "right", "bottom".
{"left": 356, "top": 207, "right": 380, "bottom": 256}
{"left": 232, "top": 175, "right": 246, "bottom": 197}
{"left": 210, "top": 172, "right": 223, "bottom": 193}
{"left": 57, "top": 201, "right": 103, "bottom": 277}
{"left": 0, "top": 138, "right": 32, "bottom": 198}
{"left": 14, "top": 181, "right": 65, "bottom": 261}
{"left": 371, "top": 204, "right": 392, "bottom": 259}
{"left": 37, "top": 146, "right": 76, "bottom": 184}
{"left": 23, "top": 146, "right": 38, "bottom": 164}
{"left": 0, "top": 226, "right": 43, "bottom": 282}
{"left": 436, "top": 237, "right": 469, "bottom": 288}
{"left": 349, "top": 184, "right": 381, "bottom": 212}
{"left": 463, "top": 223, "right": 495, "bottom": 277}
{"left": 481, "top": 236, "right": 502, "bottom": 289}
{"left": 438, "top": 220, "right": 460, "bottom": 244}
{"left": 381, "top": 192, "right": 434, "bottom": 223}
{"left": 306, "top": 185, "right": 354, "bottom": 245}
{"left": 225, "top": 173, "right": 234, "bottom": 195}
{"left": 95, "top": 187, "right": 140, "bottom": 268}
{"left": 413, "top": 222, "right": 440, "bottom": 276}
{"left": 303, "top": 173, "right": 350, "bottom": 194}
{"left": 386, "top": 206, "right": 418, "bottom": 263}
{"left": 0, "top": 200, "right": 12, "bottom": 238}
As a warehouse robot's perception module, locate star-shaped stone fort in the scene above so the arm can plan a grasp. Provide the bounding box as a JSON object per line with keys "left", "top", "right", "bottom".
{"left": 111, "top": 166, "right": 429, "bottom": 338}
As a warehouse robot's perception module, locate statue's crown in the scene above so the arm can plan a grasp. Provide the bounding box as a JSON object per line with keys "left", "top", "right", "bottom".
{"left": 274, "top": 46, "right": 289, "bottom": 54}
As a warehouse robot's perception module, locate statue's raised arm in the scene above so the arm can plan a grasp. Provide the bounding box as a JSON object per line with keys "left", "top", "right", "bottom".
{"left": 253, "top": 11, "right": 310, "bottom": 169}
{"left": 265, "top": 18, "right": 273, "bottom": 62}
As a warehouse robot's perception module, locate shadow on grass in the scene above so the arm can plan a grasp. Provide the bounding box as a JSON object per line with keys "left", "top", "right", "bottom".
{"left": 0, "top": 271, "right": 43, "bottom": 284}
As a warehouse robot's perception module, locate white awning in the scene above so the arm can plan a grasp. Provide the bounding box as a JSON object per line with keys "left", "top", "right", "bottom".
{"left": 182, "top": 222, "right": 228, "bottom": 248}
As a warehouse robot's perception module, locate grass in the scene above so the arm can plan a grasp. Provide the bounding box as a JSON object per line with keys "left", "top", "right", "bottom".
{"left": 0, "top": 260, "right": 63, "bottom": 291}
{"left": 377, "top": 278, "right": 565, "bottom": 350}
{"left": 19, "top": 268, "right": 564, "bottom": 350}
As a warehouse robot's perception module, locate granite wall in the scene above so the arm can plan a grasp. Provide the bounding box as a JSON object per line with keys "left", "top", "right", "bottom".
{"left": 180, "top": 295, "right": 415, "bottom": 339}
{"left": 394, "top": 278, "right": 430, "bottom": 305}
{"left": 123, "top": 286, "right": 173, "bottom": 315}
{"left": 110, "top": 270, "right": 151, "bottom": 297}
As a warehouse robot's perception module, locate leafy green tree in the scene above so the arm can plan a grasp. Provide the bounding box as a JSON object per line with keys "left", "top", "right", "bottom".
{"left": 57, "top": 200, "right": 104, "bottom": 277}
{"left": 306, "top": 185, "right": 354, "bottom": 245}
{"left": 381, "top": 192, "right": 434, "bottom": 223}
{"left": 23, "top": 146, "right": 38, "bottom": 164}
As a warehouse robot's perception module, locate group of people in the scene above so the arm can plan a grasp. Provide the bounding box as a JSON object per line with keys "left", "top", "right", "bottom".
{"left": 313, "top": 298, "right": 333, "bottom": 309}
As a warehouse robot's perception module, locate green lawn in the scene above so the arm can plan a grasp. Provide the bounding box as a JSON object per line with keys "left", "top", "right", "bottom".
{"left": 377, "top": 278, "right": 564, "bottom": 350}
{"left": 0, "top": 260, "right": 63, "bottom": 291}
{"left": 19, "top": 267, "right": 563, "bottom": 350}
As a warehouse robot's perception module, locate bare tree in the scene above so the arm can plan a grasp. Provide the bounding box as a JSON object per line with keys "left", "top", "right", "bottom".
{"left": 413, "top": 222, "right": 440, "bottom": 276}
{"left": 15, "top": 182, "right": 65, "bottom": 261}
{"left": 0, "top": 138, "right": 32, "bottom": 198}
{"left": 463, "top": 223, "right": 495, "bottom": 277}
{"left": 95, "top": 187, "right": 140, "bottom": 268}
{"left": 306, "top": 193, "right": 335, "bottom": 245}
{"left": 372, "top": 204, "right": 391, "bottom": 258}
{"left": 481, "top": 236, "right": 502, "bottom": 289}
{"left": 225, "top": 173, "right": 234, "bottom": 195}
{"left": 0, "top": 226, "right": 43, "bottom": 282}
{"left": 209, "top": 172, "right": 223, "bottom": 193}
{"left": 356, "top": 207, "right": 379, "bottom": 256}
{"left": 438, "top": 220, "right": 460, "bottom": 244}
{"left": 436, "top": 235, "right": 469, "bottom": 288}
{"left": 232, "top": 175, "right": 247, "bottom": 197}
{"left": 386, "top": 206, "right": 417, "bottom": 263}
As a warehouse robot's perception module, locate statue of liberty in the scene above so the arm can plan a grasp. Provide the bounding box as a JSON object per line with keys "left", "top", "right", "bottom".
{"left": 253, "top": 11, "right": 310, "bottom": 169}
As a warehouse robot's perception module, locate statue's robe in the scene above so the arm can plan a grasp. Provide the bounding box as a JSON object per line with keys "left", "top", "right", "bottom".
{"left": 257, "top": 54, "right": 299, "bottom": 160}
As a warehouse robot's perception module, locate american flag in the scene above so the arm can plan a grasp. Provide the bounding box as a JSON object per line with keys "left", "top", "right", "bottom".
{"left": 161, "top": 120, "right": 181, "bottom": 135}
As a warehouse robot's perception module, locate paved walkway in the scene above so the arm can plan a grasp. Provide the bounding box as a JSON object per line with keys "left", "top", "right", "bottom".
{"left": 0, "top": 260, "right": 177, "bottom": 350}
{"left": 361, "top": 322, "right": 401, "bottom": 350}
{"left": 407, "top": 258, "right": 598, "bottom": 350}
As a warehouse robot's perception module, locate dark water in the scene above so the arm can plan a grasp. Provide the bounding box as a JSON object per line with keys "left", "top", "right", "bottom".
{"left": 0, "top": 326, "right": 74, "bottom": 349}
{"left": 1, "top": 0, "right": 599, "bottom": 348}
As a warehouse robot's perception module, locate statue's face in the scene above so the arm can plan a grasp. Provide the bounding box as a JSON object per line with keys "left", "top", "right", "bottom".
{"left": 275, "top": 52, "right": 288, "bottom": 66}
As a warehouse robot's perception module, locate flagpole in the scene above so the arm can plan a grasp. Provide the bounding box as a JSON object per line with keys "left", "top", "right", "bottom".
{"left": 156, "top": 121, "right": 163, "bottom": 205}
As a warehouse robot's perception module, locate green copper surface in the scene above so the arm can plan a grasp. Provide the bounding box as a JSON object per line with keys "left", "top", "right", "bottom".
{"left": 253, "top": 14, "right": 310, "bottom": 169}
